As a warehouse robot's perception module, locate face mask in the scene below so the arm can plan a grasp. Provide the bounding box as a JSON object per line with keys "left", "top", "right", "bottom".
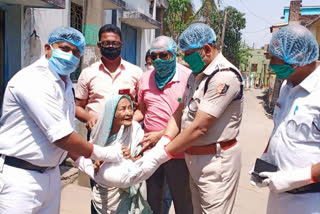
{"left": 269, "top": 64, "right": 296, "bottom": 79}
{"left": 48, "top": 47, "right": 80, "bottom": 76}
{"left": 100, "top": 46, "right": 121, "bottom": 60}
{"left": 153, "top": 55, "right": 176, "bottom": 90}
{"left": 184, "top": 51, "right": 206, "bottom": 73}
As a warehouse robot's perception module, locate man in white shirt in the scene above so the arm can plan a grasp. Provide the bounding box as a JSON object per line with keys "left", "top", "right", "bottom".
{"left": 0, "top": 27, "right": 124, "bottom": 213}
{"left": 250, "top": 25, "right": 320, "bottom": 214}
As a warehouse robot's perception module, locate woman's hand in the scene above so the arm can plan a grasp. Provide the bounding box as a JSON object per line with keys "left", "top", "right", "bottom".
{"left": 122, "top": 146, "right": 132, "bottom": 160}
{"left": 94, "top": 160, "right": 104, "bottom": 174}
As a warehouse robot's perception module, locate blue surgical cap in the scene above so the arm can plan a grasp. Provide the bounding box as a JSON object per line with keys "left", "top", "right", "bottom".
{"left": 150, "top": 36, "right": 177, "bottom": 55}
{"left": 178, "top": 23, "right": 216, "bottom": 52}
{"left": 48, "top": 27, "right": 86, "bottom": 56}
{"left": 268, "top": 25, "right": 319, "bottom": 66}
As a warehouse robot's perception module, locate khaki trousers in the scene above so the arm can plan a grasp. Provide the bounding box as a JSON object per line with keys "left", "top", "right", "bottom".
{"left": 185, "top": 142, "right": 241, "bottom": 214}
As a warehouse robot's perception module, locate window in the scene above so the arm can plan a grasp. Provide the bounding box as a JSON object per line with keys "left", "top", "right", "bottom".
{"left": 70, "top": 2, "right": 83, "bottom": 82}
{"left": 70, "top": 2, "right": 83, "bottom": 32}
{"left": 251, "top": 63, "right": 257, "bottom": 72}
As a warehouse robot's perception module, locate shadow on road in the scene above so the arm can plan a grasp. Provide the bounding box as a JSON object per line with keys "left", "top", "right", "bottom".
{"left": 256, "top": 90, "right": 274, "bottom": 119}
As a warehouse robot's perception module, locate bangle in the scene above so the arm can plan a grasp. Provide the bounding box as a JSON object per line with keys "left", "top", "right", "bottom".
{"left": 163, "top": 135, "right": 173, "bottom": 141}
{"left": 164, "top": 145, "right": 174, "bottom": 159}
{"left": 85, "top": 143, "right": 94, "bottom": 159}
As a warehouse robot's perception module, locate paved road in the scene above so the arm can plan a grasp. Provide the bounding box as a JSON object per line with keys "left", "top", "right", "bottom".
{"left": 60, "top": 88, "right": 274, "bottom": 214}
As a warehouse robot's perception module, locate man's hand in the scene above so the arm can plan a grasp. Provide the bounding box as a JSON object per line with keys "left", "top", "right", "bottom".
{"left": 259, "top": 166, "right": 314, "bottom": 193}
{"left": 248, "top": 168, "right": 269, "bottom": 188}
{"left": 122, "top": 146, "right": 132, "bottom": 160}
{"left": 138, "top": 131, "right": 164, "bottom": 153}
{"left": 86, "top": 114, "right": 98, "bottom": 131}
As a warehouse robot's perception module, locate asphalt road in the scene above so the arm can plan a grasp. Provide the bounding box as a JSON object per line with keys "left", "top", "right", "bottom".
{"left": 60, "top": 88, "right": 274, "bottom": 214}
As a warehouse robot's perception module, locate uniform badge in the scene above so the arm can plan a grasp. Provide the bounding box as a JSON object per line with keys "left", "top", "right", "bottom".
{"left": 216, "top": 84, "right": 229, "bottom": 95}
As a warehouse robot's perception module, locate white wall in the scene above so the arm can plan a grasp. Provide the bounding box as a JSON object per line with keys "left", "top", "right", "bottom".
{"left": 140, "top": 28, "right": 155, "bottom": 70}
{"left": 125, "top": 0, "right": 151, "bottom": 15}
{"left": 22, "top": 0, "right": 70, "bottom": 67}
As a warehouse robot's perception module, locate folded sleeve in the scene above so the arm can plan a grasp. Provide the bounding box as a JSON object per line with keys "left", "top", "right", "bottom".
{"left": 12, "top": 82, "right": 73, "bottom": 143}
{"left": 199, "top": 71, "right": 241, "bottom": 118}
{"left": 75, "top": 69, "right": 89, "bottom": 100}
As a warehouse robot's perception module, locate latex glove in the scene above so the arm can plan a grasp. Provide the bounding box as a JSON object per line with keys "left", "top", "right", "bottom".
{"left": 77, "top": 136, "right": 173, "bottom": 189}
{"left": 90, "top": 144, "right": 123, "bottom": 162}
{"left": 139, "top": 135, "right": 172, "bottom": 164}
{"left": 248, "top": 153, "right": 271, "bottom": 188}
{"left": 74, "top": 156, "right": 95, "bottom": 180}
{"left": 248, "top": 168, "right": 269, "bottom": 188}
{"left": 259, "top": 166, "right": 314, "bottom": 193}
{"left": 130, "top": 136, "right": 173, "bottom": 181}
{"left": 75, "top": 156, "right": 136, "bottom": 188}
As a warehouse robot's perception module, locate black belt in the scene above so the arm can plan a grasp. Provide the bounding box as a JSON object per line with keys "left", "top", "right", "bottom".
{"left": 287, "top": 182, "right": 320, "bottom": 194}
{"left": 2, "top": 155, "right": 49, "bottom": 173}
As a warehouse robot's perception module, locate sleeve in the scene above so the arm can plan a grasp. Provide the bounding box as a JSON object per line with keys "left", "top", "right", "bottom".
{"left": 75, "top": 69, "right": 89, "bottom": 100}
{"left": 199, "top": 71, "right": 241, "bottom": 118}
{"left": 12, "top": 82, "right": 73, "bottom": 143}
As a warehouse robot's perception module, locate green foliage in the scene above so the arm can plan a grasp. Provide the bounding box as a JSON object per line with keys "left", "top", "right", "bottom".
{"left": 164, "top": 1, "right": 248, "bottom": 67}
{"left": 163, "top": 0, "right": 193, "bottom": 41}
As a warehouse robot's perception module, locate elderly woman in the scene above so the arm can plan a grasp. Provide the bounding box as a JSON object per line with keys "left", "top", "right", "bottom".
{"left": 77, "top": 95, "right": 151, "bottom": 214}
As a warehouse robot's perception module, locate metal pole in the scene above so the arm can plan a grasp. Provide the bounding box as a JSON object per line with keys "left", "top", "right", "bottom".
{"left": 220, "top": 8, "right": 228, "bottom": 51}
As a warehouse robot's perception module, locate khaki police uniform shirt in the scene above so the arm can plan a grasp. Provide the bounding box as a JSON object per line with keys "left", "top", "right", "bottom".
{"left": 181, "top": 53, "right": 243, "bottom": 146}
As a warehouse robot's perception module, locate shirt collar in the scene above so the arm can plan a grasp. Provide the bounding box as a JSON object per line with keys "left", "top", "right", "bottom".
{"left": 41, "top": 55, "right": 60, "bottom": 82}
{"left": 44, "top": 55, "right": 73, "bottom": 90}
{"left": 299, "top": 65, "right": 320, "bottom": 93}
{"left": 171, "top": 65, "right": 180, "bottom": 82}
{"left": 99, "top": 58, "right": 125, "bottom": 74}
{"left": 202, "top": 52, "right": 224, "bottom": 75}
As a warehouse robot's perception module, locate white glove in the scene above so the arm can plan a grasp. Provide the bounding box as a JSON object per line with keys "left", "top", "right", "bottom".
{"left": 259, "top": 166, "right": 314, "bottom": 193}
{"left": 74, "top": 156, "right": 95, "bottom": 180}
{"left": 90, "top": 144, "right": 123, "bottom": 162}
{"left": 75, "top": 156, "right": 136, "bottom": 188}
{"left": 76, "top": 136, "right": 173, "bottom": 189}
{"left": 141, "top": 135, "right": 172, "bottom": 164}
{"left": 248, "top": 168, "right": 269, "bottom": 188}
{"left": 248, "top": 153, "right": 271, "bottom": 188}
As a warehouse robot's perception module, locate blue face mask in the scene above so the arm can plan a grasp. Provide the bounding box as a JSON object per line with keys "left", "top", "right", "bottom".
{"left": 153, "top": 55, "right": 176, "bottom": 90}
{"left": 269, "top": 64, "right": 296, "bottom": 79}
{"left": 48, "top": 47, "right": 80, "bottom": 76}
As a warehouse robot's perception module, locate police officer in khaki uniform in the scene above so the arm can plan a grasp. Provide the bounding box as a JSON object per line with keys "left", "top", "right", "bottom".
{"left": 158, "top": 23, "right": 243, "bottom": 214}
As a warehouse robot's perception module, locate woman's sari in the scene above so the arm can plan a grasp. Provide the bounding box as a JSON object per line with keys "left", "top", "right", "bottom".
{"left": 88, "top": 95, "right": 152, "bottom": 214}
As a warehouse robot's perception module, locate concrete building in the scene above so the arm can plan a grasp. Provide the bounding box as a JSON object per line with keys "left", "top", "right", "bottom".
{"left": 264, "top": 0, "right": 320, "bottom": 113}
{"left": 241, "top": 49, "right": 270, "bottom": 89}
{"left": 0, "top": 0, "right": 66, "bottom": 109}
{"left": 0, "top": 0, "right": 166, "bottom": 110}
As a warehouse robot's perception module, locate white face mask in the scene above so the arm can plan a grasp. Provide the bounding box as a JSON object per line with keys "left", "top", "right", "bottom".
{"left": 146, "top": 64, "right": 154, "bottom": 70}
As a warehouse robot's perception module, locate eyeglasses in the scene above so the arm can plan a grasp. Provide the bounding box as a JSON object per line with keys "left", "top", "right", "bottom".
{"left": 99, "top": 41, "right": 122, "bottom": 48}
{"left": 150, "top": 52, "right": 169, "bottom": 61}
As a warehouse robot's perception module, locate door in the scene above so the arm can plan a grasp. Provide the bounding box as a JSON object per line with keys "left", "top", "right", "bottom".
{"left": 120, "top": 23, "right": 137, "bottom": 65}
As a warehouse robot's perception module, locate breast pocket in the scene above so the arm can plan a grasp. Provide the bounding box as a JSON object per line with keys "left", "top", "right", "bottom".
{"left": 286, "top": 114, "right": 317, "bottom": 142}
{"left": 312, "top": 117, "right": 320, "bottom": 139}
